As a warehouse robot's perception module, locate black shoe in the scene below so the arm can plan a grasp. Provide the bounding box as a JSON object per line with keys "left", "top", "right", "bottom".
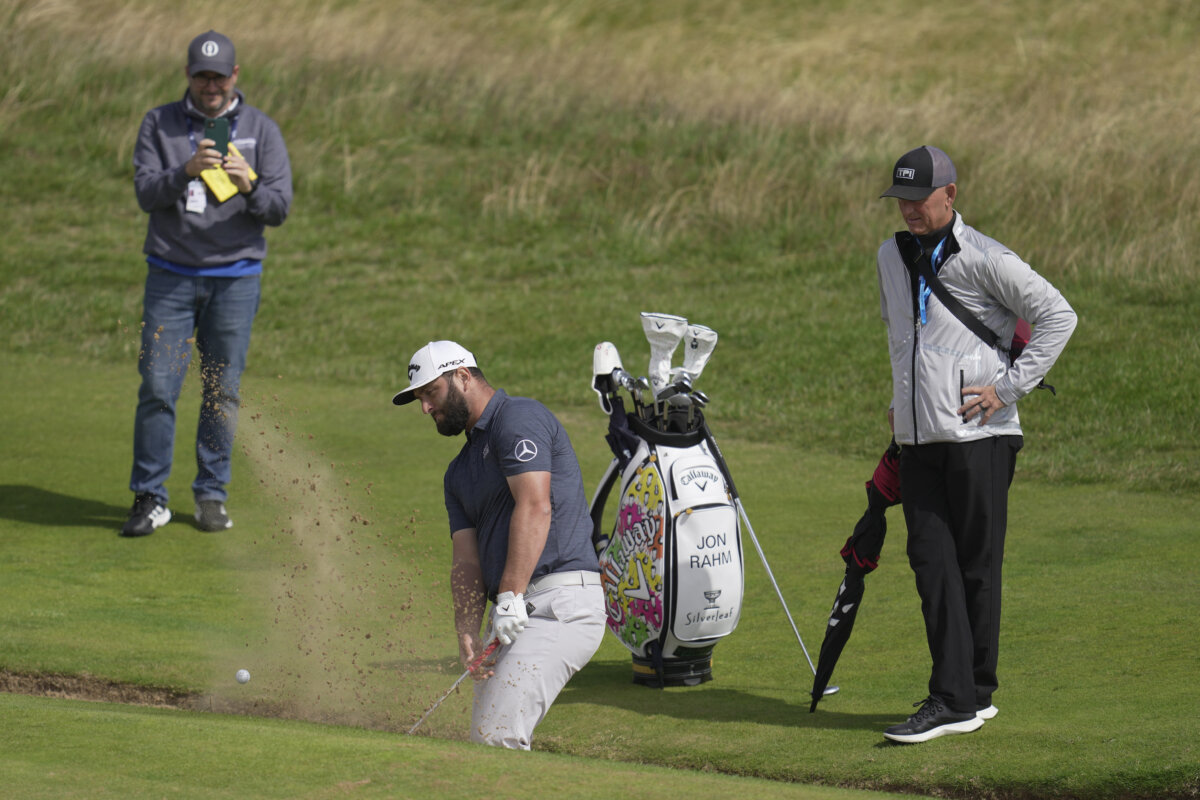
{"left": 883, "top": 696, "right": 984, "bottom": 743}
{"left": 195, "top": 500, "right": 233, "bottom": 532}
{"left": 121, "top": 493, "right": 171, "bottom": 537}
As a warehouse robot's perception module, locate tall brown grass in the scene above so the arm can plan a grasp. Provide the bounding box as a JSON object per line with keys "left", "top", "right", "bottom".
{"left": 6, "top": 0, "right": 1195, "bottom": 285}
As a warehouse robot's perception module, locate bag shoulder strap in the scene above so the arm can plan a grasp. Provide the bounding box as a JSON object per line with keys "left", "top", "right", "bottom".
{"left": 894, "top": 231, "right": 1006, "bottom": 352}
{"left": 894, "top": 231, "right": 1056, "bottom": 393}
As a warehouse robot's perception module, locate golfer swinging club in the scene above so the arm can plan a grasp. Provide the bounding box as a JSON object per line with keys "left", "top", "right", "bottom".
{"left": 392, "top": 341, "right": 606, "bottom": 749}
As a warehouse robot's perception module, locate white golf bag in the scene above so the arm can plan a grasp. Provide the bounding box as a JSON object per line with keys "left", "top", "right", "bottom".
{"left": 590, "top": 409, "right": 744, "bottom": 686}
{"left": 590, "top": 318, "right": 825, "bottom": 688}
{"left": 590, "top": 331, "right": 744, "bottom": 686}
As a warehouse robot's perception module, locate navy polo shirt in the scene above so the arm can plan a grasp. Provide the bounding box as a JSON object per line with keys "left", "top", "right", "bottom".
{"left": 443, "top": 390, "right": 598, "bottom": 599}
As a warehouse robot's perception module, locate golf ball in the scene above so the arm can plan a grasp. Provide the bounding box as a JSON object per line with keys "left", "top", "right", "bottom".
{"left": 235, "top": 669, "right": 251, "bottom": 684}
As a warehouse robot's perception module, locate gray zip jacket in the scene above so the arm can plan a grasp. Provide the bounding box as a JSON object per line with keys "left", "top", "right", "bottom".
{"left": 134, "top": 90, "right": 292, "bottom": 267}
{"left": 877, "top": 213, "right": 1077, "bottom": 445}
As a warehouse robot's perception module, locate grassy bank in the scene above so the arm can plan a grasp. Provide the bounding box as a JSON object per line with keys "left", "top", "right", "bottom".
{"left": 1, "top": 0, "right": 1197, "bottom": 491}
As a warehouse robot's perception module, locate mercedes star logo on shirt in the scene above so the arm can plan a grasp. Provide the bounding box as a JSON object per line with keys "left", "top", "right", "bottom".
{"left": 514, "top": 439, "right": 538, "bottom": 462}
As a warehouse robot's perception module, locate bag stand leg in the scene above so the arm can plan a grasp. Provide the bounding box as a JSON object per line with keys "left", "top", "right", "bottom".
{"left": 701, "top": 422, "right": 826, "bottom": 683}
{"left": 736, "top": 499, "right": 819, "bottom": 677}
{"left": 650, "top": 640, "right": 665, "bottom": 689}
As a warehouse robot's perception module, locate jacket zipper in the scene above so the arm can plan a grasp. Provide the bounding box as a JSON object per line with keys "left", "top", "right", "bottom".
{"left": 910, "top": 263, "right": 921, "bottom": 444}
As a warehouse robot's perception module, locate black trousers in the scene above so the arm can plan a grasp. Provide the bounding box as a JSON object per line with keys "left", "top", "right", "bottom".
{"left": 899, "top": 436, "right": 1022, "bottom": 713}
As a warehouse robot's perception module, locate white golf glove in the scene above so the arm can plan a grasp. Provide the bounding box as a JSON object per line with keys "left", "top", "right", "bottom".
{"left": 493, "top": 591, "right": 528, "bottom": 646}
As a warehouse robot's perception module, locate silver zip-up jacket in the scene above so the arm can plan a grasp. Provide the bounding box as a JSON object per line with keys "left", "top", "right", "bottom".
{"left": 878, "top": 213, "right": 1076, "bottom": 445}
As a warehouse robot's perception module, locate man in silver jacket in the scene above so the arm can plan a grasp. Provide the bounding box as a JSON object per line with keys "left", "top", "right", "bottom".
{"left": 875, "top": 145, "right": 1076, "bottom": 743}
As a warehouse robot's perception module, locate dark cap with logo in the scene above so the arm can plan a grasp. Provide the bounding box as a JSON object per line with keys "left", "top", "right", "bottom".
{"left": 392, "top": 341, "right": 478, "bottom": 405}
{"left": 880, "top": 145, "right": 957, "bottom": 201}
{"left": 187, "top": 30, "right": 236, "bottom": 77}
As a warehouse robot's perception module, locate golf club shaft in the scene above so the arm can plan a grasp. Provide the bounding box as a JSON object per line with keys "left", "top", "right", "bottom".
{"left": 407, "top": 669, "right": 470, "bottom": 735}
{"left": 407, "top": 638, "right": 499, "bottom": 735}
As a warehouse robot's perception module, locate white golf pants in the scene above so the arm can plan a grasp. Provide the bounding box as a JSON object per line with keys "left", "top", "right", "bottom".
{"left": 472, "top": 583, "right": 606, "bottom": 749}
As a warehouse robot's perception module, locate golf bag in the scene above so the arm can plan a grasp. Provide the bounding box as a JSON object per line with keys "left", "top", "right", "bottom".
{"left": 589, "top": 402, "right": 744, "bottom": 687}
{"left": 589, "top": 325, "right": 744, "bottom": 687}
{"left": 590, "top": 319, "right": 824, "bottom": 688}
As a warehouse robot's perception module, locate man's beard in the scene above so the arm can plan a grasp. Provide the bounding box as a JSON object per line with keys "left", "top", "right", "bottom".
{"left": 435, "top": 380, "right": 471, "bottom": 437}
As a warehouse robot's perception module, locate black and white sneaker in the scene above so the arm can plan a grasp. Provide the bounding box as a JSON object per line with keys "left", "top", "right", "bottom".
{"left": 883, "top": 696, "right": 984, "bottom": 743}
{"left": 121, "top": 493, "right": 171, "bottom": 537}
{"left": 977, "top": 704, "right": 999, "bottom": 720}
{"left": 195, "top": 500, "right": 233, "bottom": 532}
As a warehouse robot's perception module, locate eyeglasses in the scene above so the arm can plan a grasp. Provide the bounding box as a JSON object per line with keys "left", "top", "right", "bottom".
{"left": 191, "top": 72, "right": 231, "bottom": 87}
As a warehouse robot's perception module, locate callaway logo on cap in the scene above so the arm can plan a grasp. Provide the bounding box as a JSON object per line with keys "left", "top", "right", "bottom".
{"left": 880, "top": 145, "right": 957, "bottom": 201}
{"left": 392, "top": 341, "right": 478, "bottom": 405}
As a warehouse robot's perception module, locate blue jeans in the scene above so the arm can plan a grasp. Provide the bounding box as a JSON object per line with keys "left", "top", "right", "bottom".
{"left": 130, "top": 267, "right": 261, "bottom": 505}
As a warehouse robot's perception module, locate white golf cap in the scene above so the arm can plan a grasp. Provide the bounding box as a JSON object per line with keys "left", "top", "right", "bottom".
{"left": 392, "top": 341, "right": 477, "bottom": 405}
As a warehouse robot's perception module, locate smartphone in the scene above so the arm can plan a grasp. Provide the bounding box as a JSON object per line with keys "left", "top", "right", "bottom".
{"left": 204, "top": 117, "right": 230, "bottom": 156}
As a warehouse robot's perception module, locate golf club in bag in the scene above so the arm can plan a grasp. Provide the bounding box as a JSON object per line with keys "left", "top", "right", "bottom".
{"left": 589, "top": 316, "right": 829, "bottom": 692}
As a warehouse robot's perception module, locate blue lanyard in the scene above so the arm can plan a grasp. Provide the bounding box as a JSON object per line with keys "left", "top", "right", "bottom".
{"left": 918, "top": 237, "right": 948, "bottom": 325}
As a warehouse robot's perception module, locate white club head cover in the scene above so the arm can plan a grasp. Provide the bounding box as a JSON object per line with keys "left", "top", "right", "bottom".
{"left": 591, "top": 341, "right": 623, "bottom": 414}
{"left": 640, "top": 312, "right": 688, "bottom": 394}
{"left": 493, "top": 591, "right": 528, "bottom": 646}
{"left": 681, "top": 324, "right": 718, "bottom": 380}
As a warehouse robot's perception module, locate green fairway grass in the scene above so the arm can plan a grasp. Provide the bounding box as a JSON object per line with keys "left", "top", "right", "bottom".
{"left": 2, "top": 358, "right": 1196, "bottom": 798}
{"left": 0, "top": 694, "right": 922, "bottom": 800}
{"left": 2, "top": 1, "right": 1198, "bottom": 797}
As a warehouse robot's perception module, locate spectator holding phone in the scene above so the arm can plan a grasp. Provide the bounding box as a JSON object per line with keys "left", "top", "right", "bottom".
{"left": 122, "top": 30, "right": 292, "bottom": 536}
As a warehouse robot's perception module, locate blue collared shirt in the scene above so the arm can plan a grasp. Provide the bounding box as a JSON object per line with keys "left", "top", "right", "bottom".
{"left": 443, "top": 390, "right": 598, "bottom": 598}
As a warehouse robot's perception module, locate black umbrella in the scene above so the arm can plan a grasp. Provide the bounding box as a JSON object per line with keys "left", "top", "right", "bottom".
{"left": 809, "top": 441, "right": 902, "bottom": 711}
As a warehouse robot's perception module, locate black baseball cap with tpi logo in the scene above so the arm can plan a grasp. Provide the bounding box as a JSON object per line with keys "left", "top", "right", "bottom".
{"left": 880, "top": 145, "right": 957, "bottom": 201}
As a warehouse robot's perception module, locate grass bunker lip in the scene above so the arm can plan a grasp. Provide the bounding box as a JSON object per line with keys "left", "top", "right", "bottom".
{"left": 1, "top": 671, "right": 198, "bottom": 710}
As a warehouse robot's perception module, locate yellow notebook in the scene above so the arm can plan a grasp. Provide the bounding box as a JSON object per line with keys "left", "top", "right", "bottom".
{"left": 200, "top": 143, "right": 259, "bottom": 203}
